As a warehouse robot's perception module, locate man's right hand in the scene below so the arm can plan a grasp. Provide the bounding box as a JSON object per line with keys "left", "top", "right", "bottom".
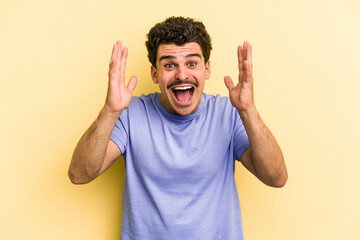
{"left": 68, "top": 41, "right": 135, "bottom": 184}
{"left": 105, "top": 41, "right": 138, "bottom": 115}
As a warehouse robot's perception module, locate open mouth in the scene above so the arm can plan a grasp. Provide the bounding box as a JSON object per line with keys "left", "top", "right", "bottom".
{"left": 171, "top": 86, "right": 195, "bottom": 104}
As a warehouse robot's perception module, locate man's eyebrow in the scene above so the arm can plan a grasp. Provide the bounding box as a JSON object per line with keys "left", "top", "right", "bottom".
{"left": 159, "top": 53, "right": 202, "bottom": 62}
{"left": 159, "top": 55, "right": 175, "bottom": 62}
{"left": 185, "top": 53, "right": 202, "bottom": 59}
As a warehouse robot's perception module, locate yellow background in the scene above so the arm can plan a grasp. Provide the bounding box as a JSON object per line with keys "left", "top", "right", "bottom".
{"left": 1, "top": 0, "right": 359, "bottom": 239}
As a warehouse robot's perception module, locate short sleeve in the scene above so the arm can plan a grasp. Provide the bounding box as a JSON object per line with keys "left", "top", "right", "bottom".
{"left": 233, "top": 114, "right": 250, "bottom": 161}
{"left": 110, "top": 108, "right": 129, "bottom": 154}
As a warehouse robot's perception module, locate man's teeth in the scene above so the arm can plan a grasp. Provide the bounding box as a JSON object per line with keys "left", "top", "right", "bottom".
{"left": 173, "top": 86, "right": 192, "bottom": 90}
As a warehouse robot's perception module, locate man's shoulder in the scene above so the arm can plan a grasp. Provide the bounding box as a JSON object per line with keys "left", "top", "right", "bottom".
{"left": 203, "top": 93, "right": 232, "bottom": 107}
{"left": 201, "top": 93, "right": 238, "bottom": 119}
{"left": 129, "top": 93, "right": 158, "bottom": 106}
{"left": 123, "top": 93, "right": 161, "bottom": 118}
{"left": 131, "top": 92, "right": 157, "bottom": 101}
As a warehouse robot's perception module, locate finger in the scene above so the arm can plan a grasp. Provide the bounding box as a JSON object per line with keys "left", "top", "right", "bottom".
{"left": 109, "top": 42, "right": 120, "bottom": 82}
{"left": 119, "top": 47, "right": 128, "bottom": 83}
{"left": 115, "top": 41, "right": 123, "bottom": 69}
{"left": 127, "top": 76, "right": 138, "bottom": 93}
{"left": 243, "top": 41, "right": 249, "bottom": 61}
{"left": 115, "top": 40, "right": 123, "bottom": 61}
{"left": 110, "top": 43, "right": 117, "bottom": 65}
{"left": 244, "top": 61, "right": 252, "bottom": 80}
{"left": 237, "top": 45, "right": 243, "bottom": 73}
{"left": 109, "top": 41, "right": 122, "bottom": 75}
{"left": 224, "top": 76, "right": 234, "bottom": 90}
{"left": 238, "top": 67, "right": 244, "bottom": 85}
{"left": 110, "top": 41, "right": 120, "bottom": 67}
{"left": 246, "top": 43, "right": 252, "bottom": 70}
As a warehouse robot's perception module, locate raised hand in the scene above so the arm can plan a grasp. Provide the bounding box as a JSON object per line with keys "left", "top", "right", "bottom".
{"left": 224, "top": 41, "right": 255, "bottom": 112}
{"left": 105, "top": 41, "right": 138, "bottom": 114}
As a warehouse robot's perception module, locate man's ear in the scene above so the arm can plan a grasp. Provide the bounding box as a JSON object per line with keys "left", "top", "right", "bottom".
{"left": 151, "top": 66, "right": 158, "bottom": 84}
{"left": 205, "top": 61, "right": 211, "bottom": 80}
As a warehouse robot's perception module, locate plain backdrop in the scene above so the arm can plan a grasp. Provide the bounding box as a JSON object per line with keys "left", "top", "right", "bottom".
{"left": 1, "top": 0, "right": 359, "bottom": 239}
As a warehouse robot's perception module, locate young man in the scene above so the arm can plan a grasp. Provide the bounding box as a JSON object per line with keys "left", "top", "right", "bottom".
{"left": 69, "top": 17, "right": 287, "bottom": 239}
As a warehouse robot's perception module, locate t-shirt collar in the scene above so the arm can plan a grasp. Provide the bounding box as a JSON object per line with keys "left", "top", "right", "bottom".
{"left": 153, "top": 92, "right": 206, "bottom": 122}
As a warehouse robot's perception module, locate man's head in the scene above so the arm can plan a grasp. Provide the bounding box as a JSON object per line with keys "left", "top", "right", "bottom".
{"left": 146, "top": 17, "right": 211, "bottom": 115}
{"left": 145, "top": 17, "right": 213, "bottom": 116}
{"left": 146, "top": 16, "right": 212, "bottom": 69}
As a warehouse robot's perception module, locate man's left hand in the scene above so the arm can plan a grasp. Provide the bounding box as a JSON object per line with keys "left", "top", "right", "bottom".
{"left": 224, "top": 41, "right": 255, "bottom": 112}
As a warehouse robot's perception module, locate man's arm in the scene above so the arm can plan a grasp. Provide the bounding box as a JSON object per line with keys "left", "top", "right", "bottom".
{"left": 224, "top": 41, "right": 288, "bottom": 187}
{"left": 68, "top": 41, "right": 137, "bottom": 184}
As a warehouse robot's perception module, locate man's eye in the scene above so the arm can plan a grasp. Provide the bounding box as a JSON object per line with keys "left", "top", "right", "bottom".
{"left": 165, "top": 63, "right": 174, "bottom": 68}
{"left": 188, "top": 62, "right": 197, "bottom": 67}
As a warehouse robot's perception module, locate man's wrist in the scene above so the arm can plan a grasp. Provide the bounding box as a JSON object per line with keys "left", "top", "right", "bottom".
{"left": 101, "top": 104, "right": 122, "bottom": 122}
{"left": 237, "top": 105, "right": 260, "bottom": 124}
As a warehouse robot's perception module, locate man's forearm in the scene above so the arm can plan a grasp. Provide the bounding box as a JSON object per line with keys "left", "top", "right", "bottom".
{"left": 239, "top": 107, "right": 288, "bottom": 187}
{"left": 68, "top": 106, "right": 121, "bottom": 184}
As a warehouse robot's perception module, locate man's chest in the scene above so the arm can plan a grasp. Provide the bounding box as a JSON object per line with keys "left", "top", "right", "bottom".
{"left": 126, "top": 115, "right": 234, "bottom": 183}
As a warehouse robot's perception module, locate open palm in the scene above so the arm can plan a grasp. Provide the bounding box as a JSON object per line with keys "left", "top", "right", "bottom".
{"left": 106, "top": 41, "right": 137, "bottom": 114}
{"left": 224, "top": 41, "right": 255, "bottom": 112}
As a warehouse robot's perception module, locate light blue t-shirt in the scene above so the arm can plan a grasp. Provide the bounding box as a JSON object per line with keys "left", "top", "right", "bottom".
{"left": 110, "top": 92, "right": 250, "bottom": 240}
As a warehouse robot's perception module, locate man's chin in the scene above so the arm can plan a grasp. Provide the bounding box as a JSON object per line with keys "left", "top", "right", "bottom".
{"left": 173, "top": 100, "right": 201, "bottom": 115}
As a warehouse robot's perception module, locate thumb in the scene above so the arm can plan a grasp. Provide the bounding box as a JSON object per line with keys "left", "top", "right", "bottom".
{"left": 127, "top": 76, "right": 138, "bottom": 93}
{"left": 224, "top": 76, "right": 234, "bottom": 91}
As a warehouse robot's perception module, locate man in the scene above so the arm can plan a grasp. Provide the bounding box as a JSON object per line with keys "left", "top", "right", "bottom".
{"left": 68, "top": 16, "right": 287, "bottom": 239}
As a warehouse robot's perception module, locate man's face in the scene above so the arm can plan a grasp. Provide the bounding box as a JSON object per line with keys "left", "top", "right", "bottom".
{"left": 151, "top": 42, "right": 211, "bottom": 115}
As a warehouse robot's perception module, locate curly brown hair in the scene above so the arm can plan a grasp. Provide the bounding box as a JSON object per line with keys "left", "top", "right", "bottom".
{"left": 145, "top": 16, "right": 212, "bottom": 68}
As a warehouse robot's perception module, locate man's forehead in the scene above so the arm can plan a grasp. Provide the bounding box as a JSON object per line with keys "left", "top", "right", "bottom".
{"left": 157, "top": 42, "right": 203, "bottom": 60}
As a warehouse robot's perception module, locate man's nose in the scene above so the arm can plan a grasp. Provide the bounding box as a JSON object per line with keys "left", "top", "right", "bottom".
{"left": 175, "top": 65, "right": 189, "bottom": 81}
